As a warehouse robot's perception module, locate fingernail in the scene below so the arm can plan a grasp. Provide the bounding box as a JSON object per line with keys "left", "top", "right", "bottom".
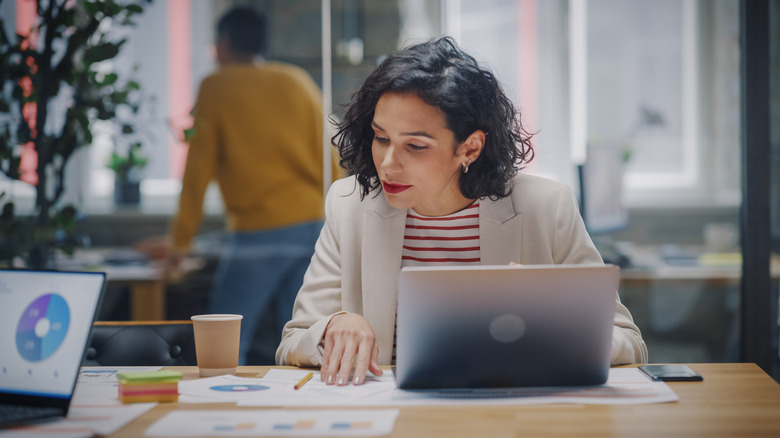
{"left": 353, "top": 375, "right": 362, "bottom": 385}
{"left": 327, "top": 374, "right": 334, "bottom": 384}
{"left": 337, "top": 376, "right": 345, "bottom": 385}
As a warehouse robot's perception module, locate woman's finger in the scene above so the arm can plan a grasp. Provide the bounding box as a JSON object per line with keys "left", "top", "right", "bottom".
{"left": 322, "top": 329, "right": 344, "bottom": 385}
{"left": 351, "top": 335, "right": 374, "bottom": 385}
{"left": 368, "top": 343, "right": 383, "bottom": 378}
{"left": 335, "top": 337, "right": 357, "bottom": 385}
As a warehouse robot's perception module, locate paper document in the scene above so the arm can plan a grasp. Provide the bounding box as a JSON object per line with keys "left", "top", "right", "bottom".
{"left": 235, "top": 368, "right": 678, "bottom": 407}
{"left": 144, "top": 409, "right": 400, "bottom": 437}
{"left": 178, "top": 370, "right": 395, "bottom": 405}
{"left": 178, "top": 374, "right": 279, "bottom": 404}
{"left": 75, "top": 366, "right": 162, "bottom": 405}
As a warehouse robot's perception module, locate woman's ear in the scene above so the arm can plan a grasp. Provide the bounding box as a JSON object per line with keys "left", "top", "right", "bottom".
{"left": 457, "top": 130, "right": 487, "bottom": 165}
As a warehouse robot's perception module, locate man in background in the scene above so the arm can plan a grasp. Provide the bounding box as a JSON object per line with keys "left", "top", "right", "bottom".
{"left": 141, "top": 6, "right": 336, "bottom": 364}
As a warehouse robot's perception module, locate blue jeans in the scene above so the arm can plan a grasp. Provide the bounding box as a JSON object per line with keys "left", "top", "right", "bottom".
{"left": 207, "top": 220, "right": 323, "bottom": 365}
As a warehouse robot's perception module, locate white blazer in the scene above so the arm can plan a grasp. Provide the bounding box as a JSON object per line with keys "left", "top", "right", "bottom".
{"left": 276, "top": 173, "right": 648, "bottom": 367}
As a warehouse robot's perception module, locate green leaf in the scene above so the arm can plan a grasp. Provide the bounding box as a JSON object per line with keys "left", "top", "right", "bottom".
{"left": 110, "top": 90, "right": 129, "bottom": 104}
{"left": 184, "top": 127, "right": 196, "bottom": 142}
{"left": 61, "top": 8, "right": 76, "bottom": 27}
{"left": 97, "top": 107, "right": 115, "bottom": 120}
{"left": 83, "top": 1, "right": 101, "bottom": 16}
{"left": 83, "top": 42, "right": 122, "bottom": 64}
{"left": 75, "top": 110, "right": 90, "bottom": 129}
{"left": 56, "top": 205, "right": 77, "bottom": 227}
{"left": 101, "top": 73, "right": 119, "bottom": 86}
{"left": 107, "top": 2, "right": 124, "bottom": 16}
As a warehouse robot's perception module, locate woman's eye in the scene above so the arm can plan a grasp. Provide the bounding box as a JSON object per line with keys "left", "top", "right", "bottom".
{"left": 373, "top": 136, "right": 389, "bottom": 143}
{"left": 409, "top": 144, "right": 427, "bottom": 151}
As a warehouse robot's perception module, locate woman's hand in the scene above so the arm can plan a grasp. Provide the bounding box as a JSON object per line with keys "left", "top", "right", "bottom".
{"left": 320, "top": 312, "right": 383, "bottom": 386}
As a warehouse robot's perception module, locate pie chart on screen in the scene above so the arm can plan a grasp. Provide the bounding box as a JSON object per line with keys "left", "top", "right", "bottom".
{"left": 15, "top": 293, "right": 71, "bottom": 362}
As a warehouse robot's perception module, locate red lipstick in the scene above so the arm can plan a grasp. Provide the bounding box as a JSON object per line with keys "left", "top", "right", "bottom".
{"left": 382, "top": 181, "right": 411, "bottom": 194}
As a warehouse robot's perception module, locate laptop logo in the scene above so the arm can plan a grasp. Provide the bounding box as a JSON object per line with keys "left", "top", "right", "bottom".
{"left": 489, "top": 314, "right": 526, "bottom": 343}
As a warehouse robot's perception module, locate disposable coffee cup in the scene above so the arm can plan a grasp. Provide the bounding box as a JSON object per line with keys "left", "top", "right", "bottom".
{"left": 191, "top": 314, "right": 243, "bottom": 377}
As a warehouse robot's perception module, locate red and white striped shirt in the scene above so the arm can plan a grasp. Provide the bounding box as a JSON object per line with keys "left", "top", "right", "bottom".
{"left": 393, "top": 202, "right": 481, "bottom": 363}
{"left": 401, "top": 202, "right": 481, "bottom": 266}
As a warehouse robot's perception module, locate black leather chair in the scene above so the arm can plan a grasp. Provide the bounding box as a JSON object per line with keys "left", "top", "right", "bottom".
{"left": 83, "top": 321, "right": 197, "bottom": 366}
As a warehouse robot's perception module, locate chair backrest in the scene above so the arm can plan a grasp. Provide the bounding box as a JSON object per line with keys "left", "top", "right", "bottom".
{"left": 83, "top": 320, "right": 197, "bottom": 366}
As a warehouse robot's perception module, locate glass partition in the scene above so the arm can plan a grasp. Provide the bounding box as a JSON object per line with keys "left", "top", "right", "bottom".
{"left": 769, "top": 0, "right": 779, "bottom": 377}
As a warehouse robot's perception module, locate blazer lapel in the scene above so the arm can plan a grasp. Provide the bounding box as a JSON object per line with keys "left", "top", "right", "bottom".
{"left": 361, "top": 193, "right": 405, "bottom": 362}
{"left": 480, "top": 194, "right": 523, "bottom": 265}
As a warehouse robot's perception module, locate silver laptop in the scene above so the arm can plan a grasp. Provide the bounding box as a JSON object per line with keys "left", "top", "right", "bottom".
{"left": 0, "top": 269, "right": 106, "bottom": 428}
{"left": 395, "top": 264, "right": 618, "bottom": 389}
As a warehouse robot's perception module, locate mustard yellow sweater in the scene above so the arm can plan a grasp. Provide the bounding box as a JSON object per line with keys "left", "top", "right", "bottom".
{"left": 170, "top": 62, "right": 336, "bottom": 251}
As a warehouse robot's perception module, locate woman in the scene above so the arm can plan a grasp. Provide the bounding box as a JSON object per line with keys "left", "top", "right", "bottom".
{"left": 276, "top": 37, "right": 647, "bottom": 385}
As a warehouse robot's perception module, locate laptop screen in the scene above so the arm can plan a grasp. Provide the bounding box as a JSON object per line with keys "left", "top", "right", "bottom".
{"left": 0, "top": 270, "right": 105, "bottom": 399}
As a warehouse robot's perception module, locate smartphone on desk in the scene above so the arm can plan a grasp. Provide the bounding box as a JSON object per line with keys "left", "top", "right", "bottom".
{"left": 639, "top": 364, "right": 703, "bottom": 382}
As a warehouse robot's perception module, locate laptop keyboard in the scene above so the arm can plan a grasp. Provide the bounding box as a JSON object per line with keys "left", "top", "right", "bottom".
{"left": 0, "top": 403, "right": 63, "bottom": 426}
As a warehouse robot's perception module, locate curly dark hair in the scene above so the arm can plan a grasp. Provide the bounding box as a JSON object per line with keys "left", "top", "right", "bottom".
{"left": 332, "top": 36, "right": 534, "bottom": 200}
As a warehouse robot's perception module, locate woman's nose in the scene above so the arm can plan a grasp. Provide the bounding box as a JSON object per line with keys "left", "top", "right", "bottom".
{"left": 380, "top": 145, "right": 401, "bottom": 172}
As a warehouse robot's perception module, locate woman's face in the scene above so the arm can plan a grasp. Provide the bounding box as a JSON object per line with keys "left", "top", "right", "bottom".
{"left": 371, "top": 91, "right": 479, "bottom": 216}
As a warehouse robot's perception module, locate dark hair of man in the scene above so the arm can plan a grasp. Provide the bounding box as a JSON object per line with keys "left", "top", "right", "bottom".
{"left": 217, "top": 6, "right": 269, "bottom": 57}
{"left": 332, "top": 36, "right": 534, "bottom": 200}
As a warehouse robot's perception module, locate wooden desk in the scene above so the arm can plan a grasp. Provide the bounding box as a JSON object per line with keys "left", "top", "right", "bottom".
{"left": 100, "top": 265, "right": 167, "bottom": 321}
{"left": 108, "top": 363, "right": 780, "bottom": 438}
{"left": 618, "top": 245, "right": 780, "bottom": 282}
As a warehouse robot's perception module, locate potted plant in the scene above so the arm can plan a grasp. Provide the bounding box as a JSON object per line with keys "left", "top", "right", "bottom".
{"left": 107, "top": 141, "right": 147, "bottom": 205}
{"left": 0, "top": 0, "right": 152, "bottom": 268}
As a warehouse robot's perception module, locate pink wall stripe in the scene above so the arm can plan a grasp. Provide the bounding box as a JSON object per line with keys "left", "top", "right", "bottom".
{"left": 15, "top": 0, "right": 36, "bottom": 40}
{"left": 517, "top": 0, "right": 538, "bottom": 171}
{"left": 168, "top": 0, "right": 193, "bottom": 179}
